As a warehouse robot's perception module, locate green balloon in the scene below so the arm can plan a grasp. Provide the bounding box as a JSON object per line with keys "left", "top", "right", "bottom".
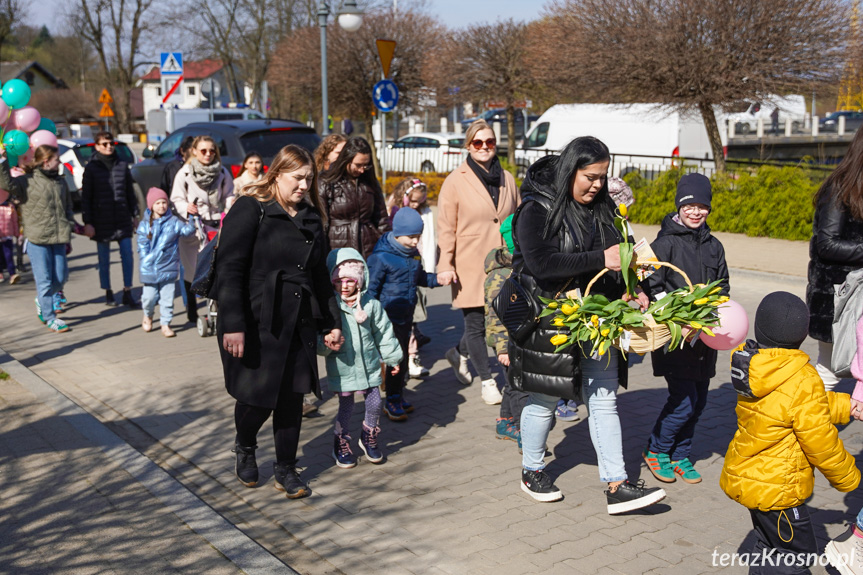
{"left": 3, "top": 129, "right": 29, "bottom": 156}
{"left": 6, "top": 153, "right": 17, "bottom": 167}
{"left": 37, "top": 118, "right": 56, "bottom": 135}
{"left": 2, "top": 79, "right": 30, "bottom": 110}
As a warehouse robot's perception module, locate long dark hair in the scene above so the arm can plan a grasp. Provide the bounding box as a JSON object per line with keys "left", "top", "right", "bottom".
{"left": 237, "top": 151, "right": 263, "bottom": 178}
{"left": 815, "top": 128, "right": 863, "bottom": 221}
{"left": 542, "top": 136, "right": 613, "bottom": 240}
{"left": 321, "top": 137, "right": 378, "bottom": 188}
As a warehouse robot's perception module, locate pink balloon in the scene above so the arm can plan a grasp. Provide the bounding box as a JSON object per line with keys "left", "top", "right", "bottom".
{"left": 19, "top": 148, "right": 34, "bottom": 165}
{"left": 29, "top": 130, "right": 57, "bottom": 150}
{"left": 12, "top": 106, "right": 40, "bottom": 133}
{"left": 0, "top": 100, "right": 9, "bottom": 123}
{"left": 700, "top": 299, "right": 750, "bottom": 351}
{"left": 4, "top": 114, "right": 17, "bottom": 132}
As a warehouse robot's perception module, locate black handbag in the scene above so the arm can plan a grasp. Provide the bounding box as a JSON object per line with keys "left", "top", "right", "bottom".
{"left": 493, "top": 272, "right": 572, "bottom": 346}
{"left": 190, "top": 200, "right": 264, "bottom": 299}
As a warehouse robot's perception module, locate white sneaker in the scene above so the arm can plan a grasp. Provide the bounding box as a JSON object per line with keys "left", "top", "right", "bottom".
{"left": 481, "top": 378, "right": 503, "bottom": 405}
{"left": 446, "top": 347, "right": 472, "bottom": 385}
{"left": 408, "top": 355, "right": 429, "bottom": 379}
{"left": 826, "top": 524, "right": 863, "bottom": 575}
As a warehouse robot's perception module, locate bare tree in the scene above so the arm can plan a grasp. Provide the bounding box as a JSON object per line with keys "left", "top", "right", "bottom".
{"left": 536, "top": 0, "right": 850, "bottom": 171}
{"left": 75, "top": 0, "right": 157, "bottom": 132}
{"left": 30, "top": 88, "right": 98, "bottom": 123}
{"left": 0, "top": 0, "right": 24, "bottom": 63}
{"left": 443, "top": 19, "right": 535, "bottom": 166}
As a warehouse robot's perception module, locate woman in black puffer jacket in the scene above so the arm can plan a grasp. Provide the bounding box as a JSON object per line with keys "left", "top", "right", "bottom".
{"left": 511, "top": 137, "right": 666, "bottom": 514}
{"left": 319, "top": 137, "right": 389, "bottom": 259}
{"left": 806, "top": 129, "right": 863, "bottom": 390}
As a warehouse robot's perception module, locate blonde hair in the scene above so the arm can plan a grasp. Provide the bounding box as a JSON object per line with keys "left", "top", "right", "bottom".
{"left": 244, "top": 145, "right": 324, "bottom": 221}
{"left": 314, "top": 133, "right": 348, "bottom": 173}
{"left": 24, "top": 145, "right": 58, "bottom": 174}
{"left": 387, "top": 177, "right": 428, "bottom": 213}
{"left": 188, "top": 135, "right": 221, "bottom": 164}
{"left": 464, "top": 120, "right": 494, "bottom": 148}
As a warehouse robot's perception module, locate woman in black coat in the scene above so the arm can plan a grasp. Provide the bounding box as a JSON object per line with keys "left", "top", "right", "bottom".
{"left": 806, "top": 128, "right": 863, "bottom": 391}
{"left": 319, "top": 137, "right": 390, "bottom": 260}
{"left": 216, "top": 145, "right": 342, "bottom": 499}
{"left": 511, "top": 137, "right": 665, "bottom": 514}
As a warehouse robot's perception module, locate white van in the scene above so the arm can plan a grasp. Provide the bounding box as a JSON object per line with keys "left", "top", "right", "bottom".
{"left": 146, "top": 107, "right": 265, "bottom": 142}
{"left": 516, "top": 103, "right": 724, "bottom": 177}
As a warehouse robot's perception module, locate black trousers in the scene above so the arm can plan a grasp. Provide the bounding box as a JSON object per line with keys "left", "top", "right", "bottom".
{"left": 747, "top": 506, "right": 818, "bottom": 575}
{"left": 385, "top": 320, "right": 412, "bottom": 399}
{"left": 457, "top": 306, "right": 492, "bottom": 380}
{"left": 499, "top": 374, "right": 530, "bottom": 426}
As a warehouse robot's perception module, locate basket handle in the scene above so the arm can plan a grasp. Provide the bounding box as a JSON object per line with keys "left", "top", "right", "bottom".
{"left": 581, "top": 259, "right": 694, "bottom": 299}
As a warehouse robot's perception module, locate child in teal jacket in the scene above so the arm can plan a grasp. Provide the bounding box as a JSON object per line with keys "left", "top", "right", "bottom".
{"left": 319, "top": 247, "right": 403, "bottom": 469}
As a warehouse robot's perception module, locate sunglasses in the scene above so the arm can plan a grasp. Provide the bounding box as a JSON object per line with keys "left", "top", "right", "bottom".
{"left": 470, "top": 138, "right": 496, "bottom": 150}
{"left": 199, "top": 149, "right": 217, "bottom": 155}
{"left": 97, "top": 141, "right": 115, "bottom": 147}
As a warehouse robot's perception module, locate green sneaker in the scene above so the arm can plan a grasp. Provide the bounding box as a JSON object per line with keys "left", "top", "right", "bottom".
{"left": 642, "top": 448, "right": 676, "bottom": 483}
{"left": 35, "top": 297, "right": 45, "bottom": 324}
{"left": 671, "top": 458, "right": 702, "bottom": 484}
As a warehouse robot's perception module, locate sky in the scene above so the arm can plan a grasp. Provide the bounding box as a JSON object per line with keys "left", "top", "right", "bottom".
{"left": 28, "top": 0, "right": 545, "bottom": 31}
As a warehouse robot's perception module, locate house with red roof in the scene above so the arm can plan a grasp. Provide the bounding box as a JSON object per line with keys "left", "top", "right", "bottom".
{"left": 138, "top": 59, "right": 250, "bottom": 119}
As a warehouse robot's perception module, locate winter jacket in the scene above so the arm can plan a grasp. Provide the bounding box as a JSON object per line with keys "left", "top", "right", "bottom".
{"left": 720, "top": 340, "right": 860, "bottom": 511}
{"left": 367, "top": 232, "right": 439, "bottom": 325}
{"left": 216, "top": 195, "right": 340, "bottom": 407}
{"left": 643, "top": 213, "right": 730, "bottom": 380}
{"left": 806, "top": 187, "right": 863, "bottom": 342}
{"left": 81, "top": 155, "right": 138, "bottom": 242}
{"left": 320, "top": 176, "right": 390, "bottom": 260}
{"left": 0, "top": 202, "right": 19, "bottom": 239}
{"left": 171, "top": 162, "right": 234, "bottom": 282}
{"left": 0, "top": 161, "right": 75, "bottom": 245}
{"left": 136, "top": 209, "right": 196, "bottom": 284}
{"left": 508, "top": 156, "right": 628, "bottom": 401}
{"left": 160, "top": 159, "right": 184, "bottom": 195}
{"left": 437, "top": 160, "right": 520, "bottom": 308}
{"left": 317, "top": 248, "right": 403, "bottom": 392}
{"left": 484, "top": 246, "right": 512, "bottom": 355}
{"left": 233, "top": 171, "right": 262, "bottom": 196}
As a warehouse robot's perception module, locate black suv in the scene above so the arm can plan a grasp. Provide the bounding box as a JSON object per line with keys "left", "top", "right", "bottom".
{"left": 131, "top": 119, "right": 322, "bottom": 192}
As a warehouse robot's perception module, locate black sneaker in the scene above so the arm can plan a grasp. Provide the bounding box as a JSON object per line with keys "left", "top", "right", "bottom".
{"left": 273, "top": 462, "right": 310, "bottom": 499}
{"left": 232, "top": 442, "right": 258, "bottom": 487}
{"left": 521, "top": 468, "right": 563, "bottom": 502}
{"left": 605, "top": 480, "right": 666, "bottom": 514}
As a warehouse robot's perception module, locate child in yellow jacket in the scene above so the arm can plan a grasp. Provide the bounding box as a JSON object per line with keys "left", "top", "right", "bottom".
{"left": 720, "top": 292, "right": 860, "bottom": 573}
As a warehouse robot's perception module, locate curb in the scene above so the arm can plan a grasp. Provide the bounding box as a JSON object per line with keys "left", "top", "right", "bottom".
{"left": 0, "top": 347, "right": 297, "bottom": 575}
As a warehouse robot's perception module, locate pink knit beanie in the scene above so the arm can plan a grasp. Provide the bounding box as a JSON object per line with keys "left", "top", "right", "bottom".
{"left": 147, "top": 187, "right": 170, "bottom": 210}
{"left": 331, "top": 260, "right": 365, "bottom": 289}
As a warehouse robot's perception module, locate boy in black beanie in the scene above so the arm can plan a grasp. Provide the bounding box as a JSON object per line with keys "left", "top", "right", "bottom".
{"left": 643, "top": 173, "right": 729, "bottom": 484}
{"left": 720, "top": 292, "right": 859, "bottom": 571}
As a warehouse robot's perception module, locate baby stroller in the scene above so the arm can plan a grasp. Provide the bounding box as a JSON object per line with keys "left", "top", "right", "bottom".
{"left": 195, "top": 219, "right": 219, "bottom": 338}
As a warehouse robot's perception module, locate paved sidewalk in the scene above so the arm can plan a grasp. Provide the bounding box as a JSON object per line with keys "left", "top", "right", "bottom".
{"left": 0, "top": 230, "right": 859, "bottom": 575}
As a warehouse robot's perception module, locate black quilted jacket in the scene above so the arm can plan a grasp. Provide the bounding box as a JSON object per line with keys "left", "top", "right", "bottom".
{"left": 81, "top": 155, "right": 138, "bottom": 242}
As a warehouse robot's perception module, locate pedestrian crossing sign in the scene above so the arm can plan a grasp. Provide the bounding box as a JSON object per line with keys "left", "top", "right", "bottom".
{"left": 160, "top": 52, "right": 183, "bottom": 75}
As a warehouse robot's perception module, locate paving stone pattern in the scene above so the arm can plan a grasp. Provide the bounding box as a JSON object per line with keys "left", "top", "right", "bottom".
{"left": 0, "top": 233, "right": 860, "bottom": 574}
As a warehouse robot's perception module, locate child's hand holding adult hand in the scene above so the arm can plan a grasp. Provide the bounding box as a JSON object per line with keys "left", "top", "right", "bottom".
{"left": 498, "top": 353, "right": 510, "bottom": 367}
{"left": 437, "top": 271, "right": 457, "bottom": 286}
{"left": 851, "top": 398, "right": 863, "bottom": 421}
{"left": 391, "top": 364, "right": 400, "bottom": 375}
{"left": 324, "top": 329, "right": 343, "bottom": 351}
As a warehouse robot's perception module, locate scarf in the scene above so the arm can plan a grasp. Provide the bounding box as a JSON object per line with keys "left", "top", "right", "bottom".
{"left": 340, "top": 292, "right": 368, "bottom": 323}
{"left": 39, "top": 167, "right": 61, "bottom": 180}
{"left": 386, "top": 232, "right": 416, "bottom": 256}
{"left": 467, "top": 155, "right": 503, "bottom": 209}
{"left": 93, "top": 151, "right": 117, "bottom": 170}
{"left": 189, "top": 158, "right": 224, "bottom": 209}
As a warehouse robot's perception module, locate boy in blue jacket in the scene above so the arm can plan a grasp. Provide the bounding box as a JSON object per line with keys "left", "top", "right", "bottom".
{"left": 367, "top": 208, "right": 440, "bottom": 421}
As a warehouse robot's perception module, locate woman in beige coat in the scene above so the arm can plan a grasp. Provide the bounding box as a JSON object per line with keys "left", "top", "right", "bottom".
{"left": 437, "top": 120, "right": 519, "bottom": 404}
{"left": 171, "top": 135, "right": 234, "bottom": 323}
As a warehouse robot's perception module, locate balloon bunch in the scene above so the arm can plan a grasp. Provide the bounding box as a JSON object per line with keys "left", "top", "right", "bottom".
{"left": 0, "top": 79, "right": 58, "bottom": 167}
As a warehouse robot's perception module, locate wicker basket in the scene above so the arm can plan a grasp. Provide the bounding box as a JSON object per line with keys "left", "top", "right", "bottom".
{"left": 574, "top": 260, "right": 694, "bottom": 354}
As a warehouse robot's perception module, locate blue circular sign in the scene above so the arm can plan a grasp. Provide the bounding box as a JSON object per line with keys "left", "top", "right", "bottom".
{"left": 373, "top": 79, "right": 399, "bottom": 113}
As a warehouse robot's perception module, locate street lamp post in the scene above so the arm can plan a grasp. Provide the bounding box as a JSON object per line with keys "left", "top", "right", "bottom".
{"left": 318, "top": 0, "right": 364, "bottom": 135}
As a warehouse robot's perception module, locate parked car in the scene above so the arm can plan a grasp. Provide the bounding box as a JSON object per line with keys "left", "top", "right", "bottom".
{"left": 58, "top": 138, "right": 139, "bottom": 212}
{"left": 820, "top": 111, "right": 863, "bottom": 133}
{"left": 131, "top": 119, "right": 321, "bottom": 193}
{"left": 460, "top": 109, "right": 539, "bottom": 140}
{"left": 384, "top": 132, "right": 466, "bottom": 173}
{"left": 726, "top": 95, "right": 805, "bottom": 135}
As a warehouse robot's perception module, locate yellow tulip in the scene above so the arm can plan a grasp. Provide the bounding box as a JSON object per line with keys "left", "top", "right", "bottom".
{"left": 718, "top": 296, "right": 730, "bottom": 303}
{"left": 702, "top": 327, "right": 715, "bottom": 337}
{"left": 618, "top": 203, "right": 628, "bottom": 217}
{"left": 601, "top": 328, "right": 610, "bottom": 337}
{"left": 710, "top": 301, "right": 722, "bottom": 307}
{"left": 552, "top": 318, "right": 564, "bottom": 327}
{"left": 591, "top": 315, "right": 599, "bottom": 327}
{"left": 561, "top": 303, "right": 577, "bottom": 315}
{"left": 694, "top": 297, "right": 709, "bottom": 305}
{"left": 550, "top": 334, "right": 568, "bottom": 346}
{"left": 709, "top": 287, "right": 722, "bottom": 295}
{"left": 689, "top": 321, "right": 702, "bottom": 329}
{"left": 547, "top": 301, "right": 558, "bottom": 309}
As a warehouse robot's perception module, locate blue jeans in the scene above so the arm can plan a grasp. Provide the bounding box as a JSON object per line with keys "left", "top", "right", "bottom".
{"left": 648, "top": 376, "right": 710, "bottom": 461}
{"left": 96, "top": 237, "right": 134, "bottom": 290}
{"left": 521, "top": 345, "right": 626, "bottom": 483}
{"left": 142, "top": 281, "right": 175, "bottom": 326}
{"left": 28, "top": 243, "right": 67, "bottom": 324}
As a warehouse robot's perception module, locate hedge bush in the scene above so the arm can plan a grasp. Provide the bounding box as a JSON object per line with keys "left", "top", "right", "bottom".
{"left": 383, "top": 158, "right": 522, "bottom": 205}
{"left": 623, "top": 165, "right": 827, "bottom": 241}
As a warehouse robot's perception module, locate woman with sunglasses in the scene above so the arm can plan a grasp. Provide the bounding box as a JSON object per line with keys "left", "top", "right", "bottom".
{"left": 319, "top": 137, "right": 390, "bottom": 260}
{"left": 171, "top": 135, "right": 235, "bottom": 324}
{"left": 437, "top": 120, "right": 520, "bottom": 405}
